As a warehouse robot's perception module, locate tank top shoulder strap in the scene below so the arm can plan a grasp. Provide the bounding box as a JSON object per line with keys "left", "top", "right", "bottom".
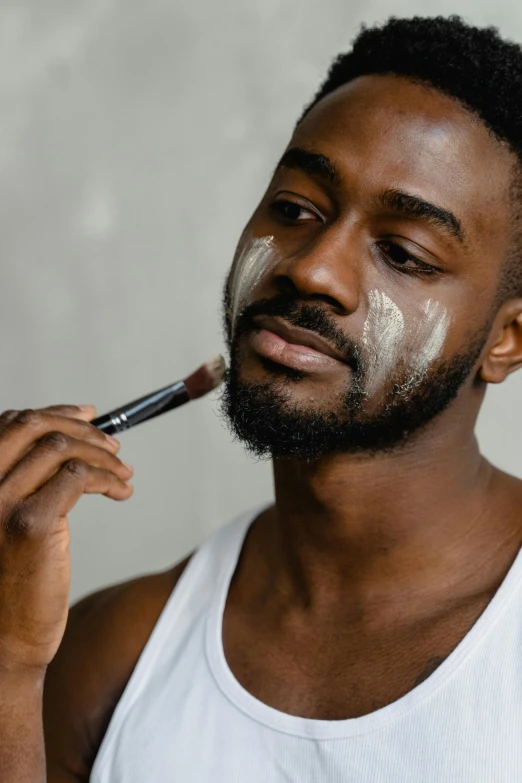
{"left": 137, "top": 504, "right": 260, "bottom": 670}
{"left": 187, "top": 506, "right": 259, "bottom": 586}
{"left": 90, "top": 506, "right": 264, "bottom": 780}
{"left": 99, "top": 509, "right": 260, "bottom": 721}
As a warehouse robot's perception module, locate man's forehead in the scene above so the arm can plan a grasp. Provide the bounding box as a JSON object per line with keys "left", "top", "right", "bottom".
{"left": 294, "top": 75, "right": 506, "bottom": 172}
{"left": 298, "top": 74, "right": 492, "bottom": 140}
{"left": 286, "top": 74, "right": 514, "bottom": 245}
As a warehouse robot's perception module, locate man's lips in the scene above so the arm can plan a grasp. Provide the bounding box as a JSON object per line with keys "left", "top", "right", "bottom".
{"left": 247, "top": 315, "right": 347, "bottom": 373}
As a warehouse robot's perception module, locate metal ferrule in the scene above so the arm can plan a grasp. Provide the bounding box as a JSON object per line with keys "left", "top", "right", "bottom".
{"left": 109, "top": 411, "right": 130, "bottom": 432}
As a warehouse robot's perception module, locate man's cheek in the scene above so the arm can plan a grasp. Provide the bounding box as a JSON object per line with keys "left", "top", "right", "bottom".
{"left": 227, "top": 235, "right": 280, "bottom": 335}
{"left": 362, "top": 290, "right": 405, "bottom": 395}
{"left": 361, "top": 289, "right": 451, "bottom": 397}
{"left": 399, "top": 299, "right": 451, "bottom": 393}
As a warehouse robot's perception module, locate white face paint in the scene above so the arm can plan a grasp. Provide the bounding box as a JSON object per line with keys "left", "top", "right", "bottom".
{"left": 362, "top": 289, "right": 451, "bottom": 396}
{"left": 227, "top": 236, "right": 451, "bottom": 396}
{"left": 362, "top": 290, "right": 405, "bottom": 394}
{"left": 414, "top": 299, "right": 452, "bottom": 373}
{"left": 228, "top": 235, "right": 279, "bottom": 335}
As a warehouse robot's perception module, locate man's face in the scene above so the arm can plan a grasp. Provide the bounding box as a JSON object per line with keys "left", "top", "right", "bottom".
{"left": 221, "top": 75, "right": 515, "bottom": 460}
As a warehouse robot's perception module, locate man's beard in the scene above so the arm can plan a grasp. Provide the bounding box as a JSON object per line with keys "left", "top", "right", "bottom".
{"left": 220, "top": 293, "right": 491, "bottom": 462}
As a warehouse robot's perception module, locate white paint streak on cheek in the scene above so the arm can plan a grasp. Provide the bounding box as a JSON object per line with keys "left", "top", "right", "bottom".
{"left": 362, "top": 290, "right": 405, "bottom": 394}
{"left": 412, "top": 299, "right": 451, "bottom": 375}
{"left": 395, "top": 298, "right": 451, "bottom": 397}
{"left": 228, "top": 235, "right": 278, "bottom": 334}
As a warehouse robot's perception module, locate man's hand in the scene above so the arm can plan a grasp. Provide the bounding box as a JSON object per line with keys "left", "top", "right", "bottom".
{"left": 0, "top": 404, "right": 133, "bottom": 782}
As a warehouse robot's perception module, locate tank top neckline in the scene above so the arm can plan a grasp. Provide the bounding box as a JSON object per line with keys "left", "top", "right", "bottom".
{"left": 205, "top": 505, "right": 522, "bottom": 740}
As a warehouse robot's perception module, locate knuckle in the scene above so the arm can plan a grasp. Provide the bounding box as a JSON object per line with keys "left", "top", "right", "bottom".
{"left": 75, "top": 419, "right": 97, "bottom": 436}
{"left": 4, "top": 503, "right": 34, "bottom": 541}
{"left": 15, "top": 409, "right": 40, "bottom": 428}
{"left": 0, "top": 409, "right": 18, "bottom": 424}
{"left": 62, "top": 458, "right": 87, "bottom": 480}
{"left": 40, "top": 431, "right": 70, "bottom": 451}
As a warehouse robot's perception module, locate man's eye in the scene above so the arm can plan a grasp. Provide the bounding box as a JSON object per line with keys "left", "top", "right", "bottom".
{"left": 378, "top": 241, "right": 438, "bottom": 275}
{"left": 270, "top": 200, "right": 318, "bottom": 223}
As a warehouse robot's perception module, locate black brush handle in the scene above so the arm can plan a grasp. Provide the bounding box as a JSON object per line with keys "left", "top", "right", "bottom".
{"left": 92, "top": 380, "right": 188, "bottom": 435}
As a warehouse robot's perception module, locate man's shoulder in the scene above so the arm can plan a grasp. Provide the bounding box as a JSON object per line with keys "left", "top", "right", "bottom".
{"left": 68, "top": 556, "right": 191, "bottom": 642}
{"left": 493, "top": 467, "right": 522, "bottom": 509}
{"left": 43, "top": 555, "right": 192, "bottom": 781}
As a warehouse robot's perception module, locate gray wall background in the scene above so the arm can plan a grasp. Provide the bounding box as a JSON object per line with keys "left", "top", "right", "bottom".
{"left": 1, "top": 0, "right": 520, "bottom": 602}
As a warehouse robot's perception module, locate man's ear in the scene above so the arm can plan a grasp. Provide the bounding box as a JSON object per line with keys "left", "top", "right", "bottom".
{"left": 479, "top": 299, "right": 522, "bottom": 383}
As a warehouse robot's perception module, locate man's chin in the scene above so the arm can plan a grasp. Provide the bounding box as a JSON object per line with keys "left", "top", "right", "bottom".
{"left": 219, "top": 346, "right": 478, "bottom": 461}
{"left": 221, "top": 297, "right": 490, "bottom": 461}
{"left": 219, "top": 364, "right": 373, "bottom": 462}
{"left": 232, "top": 357, "right": 363, "bottom": 426}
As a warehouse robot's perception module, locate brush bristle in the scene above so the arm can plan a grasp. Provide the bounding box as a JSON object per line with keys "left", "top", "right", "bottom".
{"left": 183, "top": 355, "right": 226, "bottom": 400}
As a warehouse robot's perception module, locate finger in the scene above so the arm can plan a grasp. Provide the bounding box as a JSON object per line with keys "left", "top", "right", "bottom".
{"left": 0, "top": 410, "right": 120, "bottom": 477}
{"left": 0, "top": 410, "right": 22, "bottom": 434}
{"left": 0, "top": 433, "right": 133, "bottom": 501}
{"left": 6, "top": 461, "right": 133, "bottom": 539}
{"left": 42, "top": 404, "right": 98, "bottom": 422}
{"left": 0, "top": 405, "right": 98, "bottom": 435}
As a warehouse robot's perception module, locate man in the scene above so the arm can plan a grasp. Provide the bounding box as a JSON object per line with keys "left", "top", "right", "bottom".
{"left": 1, "top": 13, "right": 522, "bottom": 782}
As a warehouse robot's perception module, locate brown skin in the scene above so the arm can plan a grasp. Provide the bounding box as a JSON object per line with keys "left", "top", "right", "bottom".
{"left": 0, "top": 405, "right": 133, "bottom": 781}
{"left": 221, "top": 75, "right": 522, "bottom": 719}
{"left": 1, "top": 74, "right": 522, "bottom": 780}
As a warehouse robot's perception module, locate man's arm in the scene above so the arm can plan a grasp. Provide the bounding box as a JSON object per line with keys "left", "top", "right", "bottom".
{"left": 0, "top": 667, "right": 46, "bottom": 782}
{"left": 43, "top": 558, "right": 190, "bottom": 782}
{"left": 0, "top": 403, "right": 135, "bottom": 783}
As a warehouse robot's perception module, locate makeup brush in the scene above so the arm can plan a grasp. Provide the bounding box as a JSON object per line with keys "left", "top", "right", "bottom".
{"left": 92, "top": 355, "right": 226, "bottom": 436}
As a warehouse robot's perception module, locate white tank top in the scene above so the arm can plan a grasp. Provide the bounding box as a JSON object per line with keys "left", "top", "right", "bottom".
{"left": 90, "top": 507, "right": 522, "bottom": 782}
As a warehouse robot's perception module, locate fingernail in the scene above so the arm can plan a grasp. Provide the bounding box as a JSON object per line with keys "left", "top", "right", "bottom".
{"left": 105, "top": 434, "right": 120, "bottom": 447}
{"left": 122, "top": 461, "right": 134, "bottom": 473}
{"left": 79, "top": 404, "right": 96, "bottom": 411}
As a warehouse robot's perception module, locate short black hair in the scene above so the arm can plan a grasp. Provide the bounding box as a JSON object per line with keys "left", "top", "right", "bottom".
{"left": 299, "top": 16, "right": 522, "bottom": 301}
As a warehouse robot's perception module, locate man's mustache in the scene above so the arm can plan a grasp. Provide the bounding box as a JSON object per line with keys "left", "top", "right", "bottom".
{"left": 235, "top": 295, "right": 363, "bottom": 372}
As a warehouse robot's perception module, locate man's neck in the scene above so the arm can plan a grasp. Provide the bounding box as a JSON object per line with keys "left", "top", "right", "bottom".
{"left": 267, "top": 411, "right": 521, "bottom": 610}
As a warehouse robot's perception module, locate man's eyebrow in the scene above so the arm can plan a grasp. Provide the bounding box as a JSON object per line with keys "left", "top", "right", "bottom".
{"left": 275, "top": 147, "right": 343, "bottom": 188}
{"left": 378, "top": 189, "right": 465, "bottom": 243}
{"left": 275, "top": 150, "right": 465, "bottom": 243}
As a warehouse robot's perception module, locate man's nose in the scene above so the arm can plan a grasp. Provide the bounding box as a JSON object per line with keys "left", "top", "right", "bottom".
{"left": 269, "top": 226, "right": 362, "bottom": 314}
